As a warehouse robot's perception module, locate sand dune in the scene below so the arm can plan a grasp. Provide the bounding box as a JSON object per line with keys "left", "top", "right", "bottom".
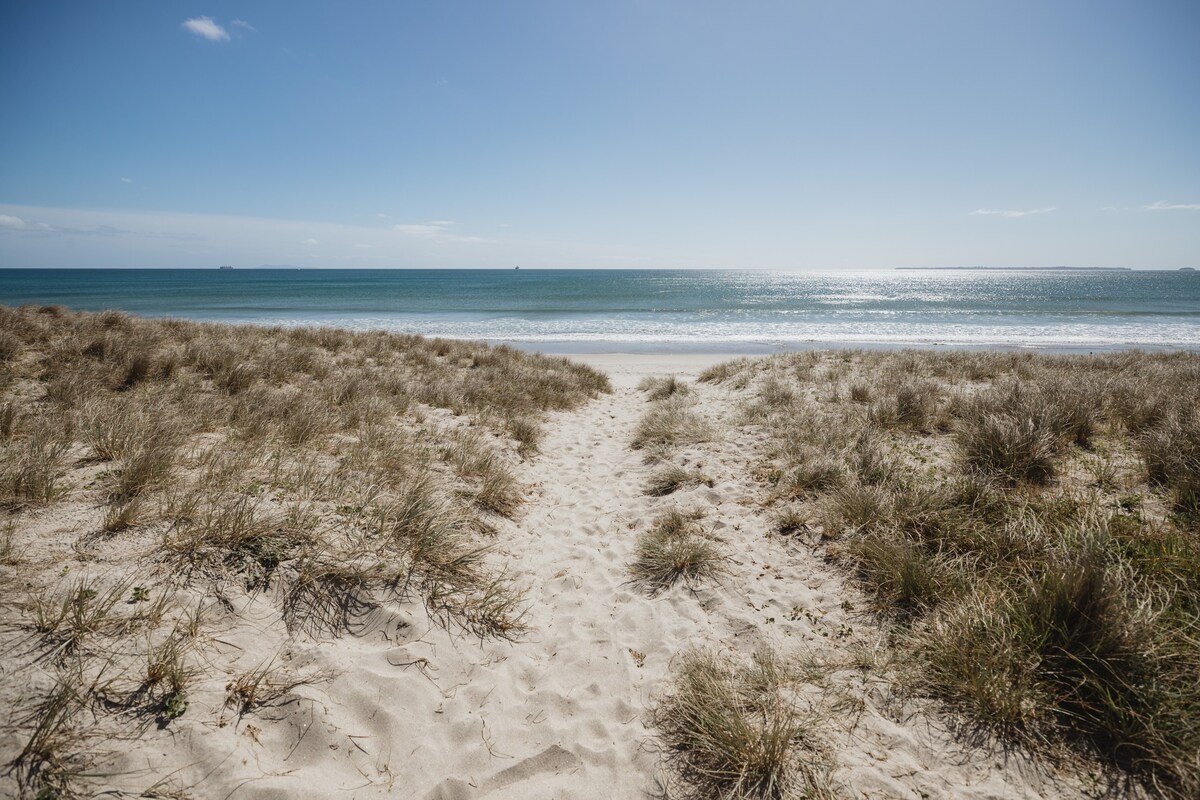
{"left": 4, "top": 336, "right": 1174, "bottom": 798}
{"left": 150, "top": 357, "right": 1085, "bottom": 797}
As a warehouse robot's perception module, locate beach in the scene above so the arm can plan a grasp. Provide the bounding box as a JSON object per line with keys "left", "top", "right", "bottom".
{"left": 5, "top": 2, "right": 1197, "bottom": 796}
{"left": 4, "top": 308, "right": 1197, "bottom": 798}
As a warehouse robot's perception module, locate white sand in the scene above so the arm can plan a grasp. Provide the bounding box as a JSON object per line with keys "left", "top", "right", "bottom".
{"left": 565, "top": 353, "right": 733, "bottom": 388}
{"left": 2, "top": 353, "right": 1098, "bottom": 799}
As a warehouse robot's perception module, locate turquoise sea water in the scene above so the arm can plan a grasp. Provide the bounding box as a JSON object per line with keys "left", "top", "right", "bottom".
{"left": 1, "top": 269, "right": 1198, "bottom": 352}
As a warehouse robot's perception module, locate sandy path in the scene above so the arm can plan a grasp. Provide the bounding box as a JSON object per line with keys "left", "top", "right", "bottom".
{"left": 357, "top": 360, "right": 1081, "bottom": 799}
{"left": 404, "top": 361, "right": 761, "bottom": 798}
{"left": 411, "top": 383, "right": 662, "bottom": 798}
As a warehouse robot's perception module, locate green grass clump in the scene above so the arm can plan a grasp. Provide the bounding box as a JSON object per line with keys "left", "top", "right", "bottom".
{"left": 843, "top": 535, "right": 963, "bottom": 614}
{"left": 775, "top": 450, "right": 845, "bottom": 497}
{"left": 870, "top": 379, "right": 942, "bottom": 433}
{"left": 955, "top": 378, "right": 1106, "bottom": 484}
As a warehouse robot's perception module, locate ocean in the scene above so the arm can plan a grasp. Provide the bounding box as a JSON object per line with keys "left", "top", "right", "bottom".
{"left": 1, "top": 268, "right": 1198, "bottom": 352}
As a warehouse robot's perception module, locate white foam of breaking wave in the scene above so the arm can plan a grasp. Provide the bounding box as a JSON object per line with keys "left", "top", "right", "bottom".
{"left": 205, "top": 313, "right": 1200, "bottom": 349}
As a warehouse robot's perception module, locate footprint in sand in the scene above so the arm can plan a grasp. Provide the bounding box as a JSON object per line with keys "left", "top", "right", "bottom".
{"left": 424, "top": 745, "right": 582, "bottom": 800}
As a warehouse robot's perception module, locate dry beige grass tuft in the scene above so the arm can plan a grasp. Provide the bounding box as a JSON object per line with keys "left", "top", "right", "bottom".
{"left": 638, "top": 374, "right": 693, "bottom": 401}
{"left": 630, "top": 507, "right": 726, "bottom": 593}
{"left": 654, "top": 648, "right": 834, "bottom": 800}
{"left": 644, "top": 464, "right": 713, "bottom": 497}
{"left": 632, "top": 395, "right": 714, "bottom": 450}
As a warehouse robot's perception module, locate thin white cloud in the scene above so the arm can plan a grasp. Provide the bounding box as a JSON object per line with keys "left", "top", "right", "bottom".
{"left": 1146, "top": 201, "right": 1200, "bottom": 211}
{"left": 4, "top": 202, "right": 1196, "bottom": 270}
{"left": 300, "top": 238, "right": 319, "bottom": 245}
{"left": 971, "top": 207, "right": 1057, "bottom": 218}
{"left": 392, "top": 221, "right": 486, "bottom": 244}
{"left": 376, "top": 213, "right": 388, "bottom": 219}
{"left": 0, "top": 214, "right": 55, "bottom": 232}
{"left": 231, "top": 19, "right": 257, "bottom": 32}
{"left": 0, "top": 214, "right": 140, "bottom": 237}
{"left": 182, "top": 17, "right": 230, "bottom": 42}
{"left": 120, "top": 177, "right": 133, "bottom": 184}
{"left": 392, "top": 221, "right": 453, "bottom": 239}
{"left": 354, "top": 243, "right": 373, "bottom": 249}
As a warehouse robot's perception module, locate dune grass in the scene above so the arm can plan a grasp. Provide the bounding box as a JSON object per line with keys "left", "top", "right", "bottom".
{"left": 0, "top": 305, "right": 609, "bottom": 799}
{"left": 705, "top": 348, "right": 1200, "bottom": 797}
{"left": 638, "top": 374, "right": 694, "bottom": 401}
{"left": 631, "top": 508, "right": 726, "bottom": 593}
{"left": 0, "top": 432, "right": 71, "bottom": 510}
{"left": 632, "top": 394, "right": 714, "bottom": 450}
{"left": 654, "top": 648, "right": 833, "bottom": 800}
{"left": 1141, "top": 406, "right": 1200, "bottom": 515}
{"left": 644, "top": 464, "right": 713, "bottom": 497}
{"left": 8, "top": 676, "right": 94, "bottom": 800}
{"left": 223, "top": 656, "right": 328, "bottom": 721}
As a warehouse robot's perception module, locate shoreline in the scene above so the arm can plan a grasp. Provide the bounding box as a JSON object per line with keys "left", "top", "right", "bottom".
{"left": 4, "top": 268, "right": 1198, "bottom": 357}
{"left": 506, "top": 338, "right": 1200, "bottom": 357}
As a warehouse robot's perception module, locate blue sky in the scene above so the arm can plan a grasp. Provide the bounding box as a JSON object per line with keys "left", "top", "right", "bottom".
{"left": 1, "top": 1, "right": 1197, "bottom": 269}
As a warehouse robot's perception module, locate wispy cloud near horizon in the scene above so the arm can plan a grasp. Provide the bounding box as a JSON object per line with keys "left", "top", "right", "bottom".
{"left": 0, "top": 210, "right": 204, "bottom": 241}
{"left": 0, "top": 214, "right": 54, "bottom": 232}
{"left": 0, "top": 205, "right": 519, "bottom": 268}
{"left": 1146, "top": 201, "right": 1200, "bottom": 211}
{"left": 182, "top": 17, "right": 230, "bottom": 42}
{"left": 1, "top": 202, "right": 1191, "bottom": 270}
{"left": 392, "top": 221, "right": 485, "bottom": 244}
{"left": 971, "top": 207, "right": 1057, "bottom": 218}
